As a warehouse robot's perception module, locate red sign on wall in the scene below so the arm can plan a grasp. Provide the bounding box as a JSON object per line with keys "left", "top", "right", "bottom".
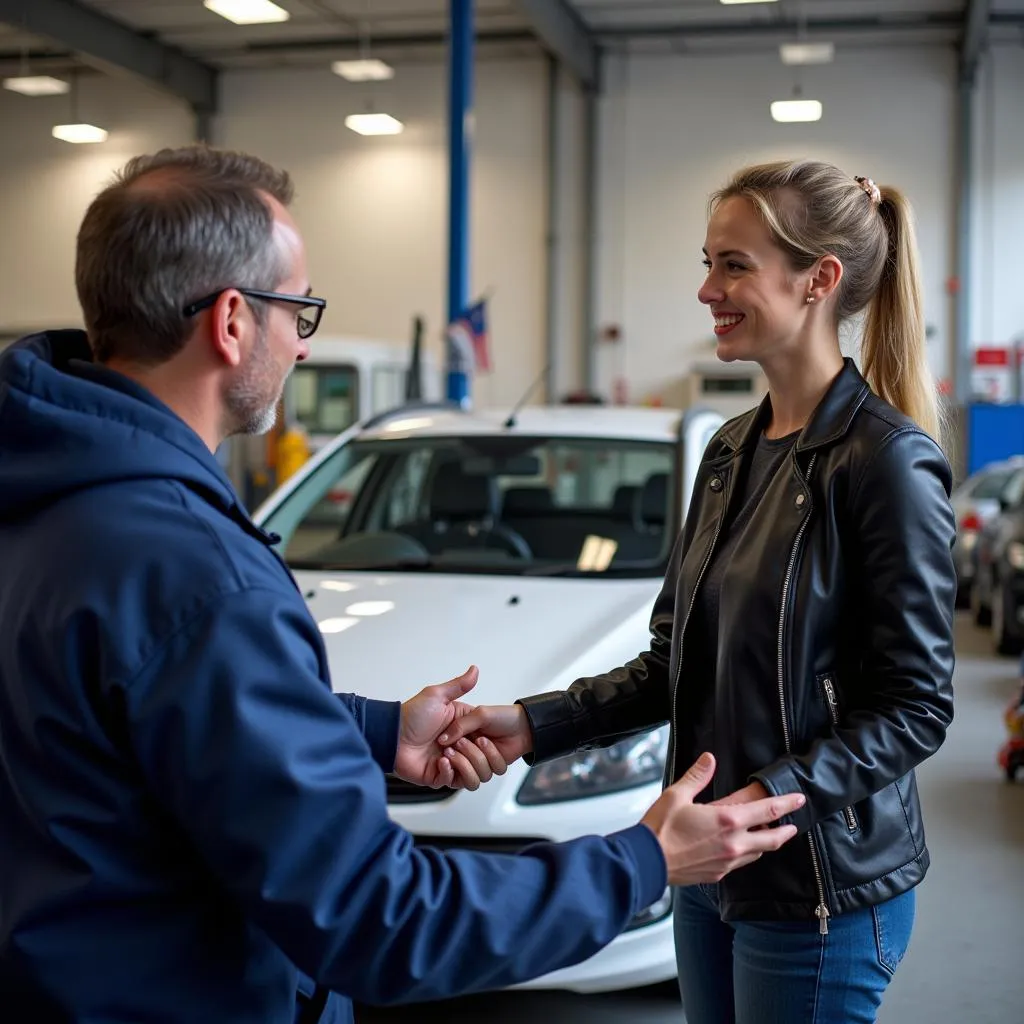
{"left": 974, "top": 347, "right": 1010, "bottom": 367}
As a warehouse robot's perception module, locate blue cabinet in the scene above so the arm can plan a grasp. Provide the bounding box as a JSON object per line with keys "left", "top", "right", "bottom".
{"left": 967, "top": 403, "right": 1024, "bottom": 475}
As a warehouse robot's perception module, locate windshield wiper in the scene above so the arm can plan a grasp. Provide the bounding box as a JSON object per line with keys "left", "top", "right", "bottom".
{"left": 521, "top": 563, "right": 593, "bottom": 577}
{"left": 287, "top": 558, "right": 437, "bottom": 572}
{"left": 521, "top": 562, "right": 656, "bottom": 578}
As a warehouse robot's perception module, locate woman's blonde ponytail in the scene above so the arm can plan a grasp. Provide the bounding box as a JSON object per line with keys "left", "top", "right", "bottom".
{"left": 861, "top": 187, "right": 941, "bottom": 444}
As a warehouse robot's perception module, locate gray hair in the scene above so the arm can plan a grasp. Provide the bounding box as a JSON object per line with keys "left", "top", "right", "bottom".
{"left": 75, "top": 145, "right": 295, "bottom": 365}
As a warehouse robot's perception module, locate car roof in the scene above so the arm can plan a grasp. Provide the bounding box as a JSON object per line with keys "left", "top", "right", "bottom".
{"left": 357, "top": 405, "right": 684, "bottom": 443}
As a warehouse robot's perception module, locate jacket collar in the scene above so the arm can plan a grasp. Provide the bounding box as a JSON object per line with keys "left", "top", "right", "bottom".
{"left": 716, "top": 357, "right": 870, "bottom": 454}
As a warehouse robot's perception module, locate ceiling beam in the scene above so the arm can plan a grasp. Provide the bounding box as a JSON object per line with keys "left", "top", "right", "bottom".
{"left": 0, "top": 0, "right": 217, "bottom": 112}
{"left": 593, "top": 12, "right": 964, "bottom": 41}
{"left": 961, "top": 0, "right": 992, "bottom": 83}
{"left": 509, "top": 0, "right": 598, "bottom": 89}
{"left": 234, "top": 29, "right": 535, "bottom": 56}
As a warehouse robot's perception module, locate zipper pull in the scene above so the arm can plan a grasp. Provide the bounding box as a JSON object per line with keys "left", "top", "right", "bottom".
{"left": 822, "top": 675, "right": 837, "bottom": 709}
{"left": 816, "top": 903, "right": 830, "bottom": 936}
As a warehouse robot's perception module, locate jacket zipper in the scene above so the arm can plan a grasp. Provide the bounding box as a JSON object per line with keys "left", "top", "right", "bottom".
{"left": 776, "top": 455, "right": 832, "bottom": 935}
{"left": 821, "top": 675, "right": 859, "bottom": 832}
{"left": 668, "top": 475, "right": 727, "bottom": 783}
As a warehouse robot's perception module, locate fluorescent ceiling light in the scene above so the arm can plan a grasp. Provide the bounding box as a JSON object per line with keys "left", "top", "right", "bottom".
{"left": 720, "top": 0, "right": 778, "bottom": 5}
{"left": 203, "top": 0, "right": 290, "bottom": 25}
{"left": 770, "top": 99, "right": 823, "bottom": 123}
{"left": 52, "top": 123, "right": 108, "bottom": 144}
{"left": 780, "top": 42, "right": 835, "bottom": 65}
{"left": 3, "top": 75, "right": 69, "bottom": 96}
{"left": 332, "top": 59, "right": 394, "bottom": 82}
{"left": 345, "top": 113, "right": 404, "bottom": 136}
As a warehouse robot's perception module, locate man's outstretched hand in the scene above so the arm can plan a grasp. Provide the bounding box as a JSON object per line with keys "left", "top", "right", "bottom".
{"left": 394, "top": 667, "right": 509, "bottom": 790}
{"left": 642, "top": 754, "right": 804, "bottom": 886}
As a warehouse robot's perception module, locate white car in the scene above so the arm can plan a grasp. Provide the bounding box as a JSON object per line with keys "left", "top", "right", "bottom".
{"left": 254, "top": 402, "right": 723, "bottom": 993}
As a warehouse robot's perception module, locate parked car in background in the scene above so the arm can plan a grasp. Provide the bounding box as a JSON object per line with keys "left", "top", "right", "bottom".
{"left": 969, "top": 469, "right": 1024, "bottom": 654}
{"left": 952, "top": 457, "right": 1024, "bottom": 605}
{"left": 254, "top": 402, "right": 724, "bottom": 992}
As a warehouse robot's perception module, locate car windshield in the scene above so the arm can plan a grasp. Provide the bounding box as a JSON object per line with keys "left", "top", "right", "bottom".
{"left": 263, "top": 435, "right": 678, "bottom": 578}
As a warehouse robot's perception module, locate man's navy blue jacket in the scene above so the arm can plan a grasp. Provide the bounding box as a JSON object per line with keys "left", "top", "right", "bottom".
{"left": 0, "top": 331, "right": 666, "bottom": 1023}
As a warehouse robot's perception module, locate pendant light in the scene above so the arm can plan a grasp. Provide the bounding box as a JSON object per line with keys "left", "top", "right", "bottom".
{"left": 52, "top": 71, "right": 108, "bottom": 144}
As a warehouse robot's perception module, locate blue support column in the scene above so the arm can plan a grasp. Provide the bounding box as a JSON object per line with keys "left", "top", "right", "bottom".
{"left": 446, "top": 0, "right": 474, "bottom": 407}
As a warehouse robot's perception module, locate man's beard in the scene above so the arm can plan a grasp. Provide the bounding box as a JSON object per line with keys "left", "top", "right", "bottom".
{"left": 224, "top": 324, "right": 288, "bottom": 437}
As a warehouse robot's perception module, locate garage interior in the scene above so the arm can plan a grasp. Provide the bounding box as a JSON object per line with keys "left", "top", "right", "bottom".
{"left": 1, "top": 1, "right": 1022, "bottom": 1023}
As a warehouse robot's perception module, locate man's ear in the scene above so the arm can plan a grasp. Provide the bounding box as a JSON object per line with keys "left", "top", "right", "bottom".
{"left": 209, "top": 290, "right": 249, "bottom": 369}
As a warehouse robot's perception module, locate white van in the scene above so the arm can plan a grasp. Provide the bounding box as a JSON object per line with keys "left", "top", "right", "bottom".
{"left": 287, "top": 336, "right": 442, "bottom": 451}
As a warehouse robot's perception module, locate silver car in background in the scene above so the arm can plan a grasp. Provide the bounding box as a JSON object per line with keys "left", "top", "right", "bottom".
{"left": 951, "top": 457, "right": 1024, "bottom": 604}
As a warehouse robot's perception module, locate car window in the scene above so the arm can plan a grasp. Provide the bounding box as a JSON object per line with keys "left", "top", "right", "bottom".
{"left": 971, "top": 470, "right": 1018, "bottom": 500}
{"left": 270, "top": 447, "right": 378, "bottom": 563}
{"left": 1001, "top": 471, "right": 1024, "bottom": 509}
{"left": 263, "top": 435, "right": 678, "bottom": 578}
{"left": 291, "top": 364, "right": 359, "bottom": 435}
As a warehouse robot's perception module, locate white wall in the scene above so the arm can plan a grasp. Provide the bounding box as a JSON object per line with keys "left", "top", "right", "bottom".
{"left": 0, "top": 74, "right": 195, "bottom": 335}
{"left": 1, "top": 45, "right": 1017, "bottom": 414}
{"left": 215, "top": 59, "right": 552, "bottom": 409}
{"left": 552, "top": 68, "right": 587, "bottom": 402}
{"left": 970, "top": 43, "right": 1024, "bottom": 350}
{"left": 0, "top": 59, "right": 563, "bottom": 411}
{"left": 594, "top": 47, "right": 958, "bottom": 405}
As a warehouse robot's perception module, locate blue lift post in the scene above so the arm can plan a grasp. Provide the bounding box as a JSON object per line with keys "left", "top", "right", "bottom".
{"left": 446, "top": 0, "right": 474, "bottom": 408}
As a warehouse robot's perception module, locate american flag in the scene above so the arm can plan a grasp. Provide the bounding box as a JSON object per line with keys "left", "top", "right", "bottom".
{"left": 446, "top": 299, "right": 491, "bottom": 374}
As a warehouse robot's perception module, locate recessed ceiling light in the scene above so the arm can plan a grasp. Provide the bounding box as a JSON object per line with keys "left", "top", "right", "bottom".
{"left": 203, "top": 0, "right": 290, "bottom": 25}
{"left": 332, "top": 59, "right": 394, "bottom": 82}
{"left": 780, "top": 42, "right": 835, "bottom": 65}
{"left": 52, "top": 123, "right": 109, "bottom": 144}
{"left": 3, "top": 76, "right": 69, "bottom": 97}
{"left": 770, "top": 99, "right": 823, "bottom": 123}
{"left": 345, "top": 113, "right": 404, "bottom": 136}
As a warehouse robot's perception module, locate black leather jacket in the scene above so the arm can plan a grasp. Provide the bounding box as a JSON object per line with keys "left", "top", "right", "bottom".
{"left": 520, "top": 360, "right": 956, "bottom": 928}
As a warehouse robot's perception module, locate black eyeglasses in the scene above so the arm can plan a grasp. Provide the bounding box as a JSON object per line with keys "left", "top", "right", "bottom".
{"left": 182, "top": 288, "right": 327, "bottom": 339}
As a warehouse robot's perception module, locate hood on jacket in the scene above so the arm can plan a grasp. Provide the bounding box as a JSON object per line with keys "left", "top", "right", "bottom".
{"left": 0, "top": 330, "right": 240, "bottom": 522}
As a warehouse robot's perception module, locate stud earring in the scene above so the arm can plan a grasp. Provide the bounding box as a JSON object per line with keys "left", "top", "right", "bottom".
{"left": 806, "top": 295, "right": 815, "bottom": 304}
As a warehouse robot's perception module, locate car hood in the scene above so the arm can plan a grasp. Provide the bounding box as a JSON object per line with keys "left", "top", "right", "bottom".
{"left": 293, "top": 570, "right": 660, "bottom": 704}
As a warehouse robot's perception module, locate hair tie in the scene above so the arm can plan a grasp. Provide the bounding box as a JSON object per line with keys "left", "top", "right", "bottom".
{"left": 855, "top": 176, "right": 882, "bottom": 207}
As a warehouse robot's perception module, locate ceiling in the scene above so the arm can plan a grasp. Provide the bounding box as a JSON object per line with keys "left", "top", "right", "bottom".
{"left": 0, "top": 1, "right": 1021, "bottom": 81}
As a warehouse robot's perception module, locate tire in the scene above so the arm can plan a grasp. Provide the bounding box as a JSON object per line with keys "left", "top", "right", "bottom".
{"left": 971, "top": 574, "right": 992, "bottom": 627}
{"left": 992, "top": 584, "right": 1023, "bottom": 656}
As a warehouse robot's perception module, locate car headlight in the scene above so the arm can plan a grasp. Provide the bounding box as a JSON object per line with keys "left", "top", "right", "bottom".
{"left": 517, "top": 725, "right": 669, "bottom": 805}
{"left": 1008, "top": 541, "right": 1024, "bottom": 572}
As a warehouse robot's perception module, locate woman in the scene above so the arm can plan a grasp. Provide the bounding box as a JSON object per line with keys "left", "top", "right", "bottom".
{"left": 438, "top": 159, "right": 957, "bottom": 1023}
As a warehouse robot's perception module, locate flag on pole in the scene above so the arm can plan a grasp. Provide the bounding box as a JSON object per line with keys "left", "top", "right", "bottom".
{"left": 447, "top": 298, "right": 491, "bottom": 374}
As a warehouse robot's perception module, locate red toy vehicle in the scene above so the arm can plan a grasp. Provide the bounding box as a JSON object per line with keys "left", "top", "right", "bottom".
{"left": 997, "top": 693, "right": 1024, "bottom": 782}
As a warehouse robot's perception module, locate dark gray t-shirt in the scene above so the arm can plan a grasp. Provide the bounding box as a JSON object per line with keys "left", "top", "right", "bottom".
{"left": 679, "top": 429, "right": 800, "bottom": 792}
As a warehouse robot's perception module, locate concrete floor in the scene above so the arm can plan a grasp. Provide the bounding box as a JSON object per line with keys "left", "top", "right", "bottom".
{"left": 357, "top": 614, "right": 1024, "bottom": 1024}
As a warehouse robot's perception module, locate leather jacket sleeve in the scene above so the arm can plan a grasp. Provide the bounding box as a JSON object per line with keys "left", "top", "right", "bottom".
{"left": 517, "top": 535, "right": 681, "bottom": 765}
{"left": 754, "top": 428, "right": 957, "bottom": 833}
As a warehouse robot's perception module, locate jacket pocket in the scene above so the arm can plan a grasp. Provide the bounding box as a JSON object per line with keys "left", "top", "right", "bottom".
{"left": 815, "top": 672, "right": 859, "bottom": 832}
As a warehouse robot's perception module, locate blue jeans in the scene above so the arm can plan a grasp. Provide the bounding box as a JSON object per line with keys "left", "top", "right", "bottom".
{"left": 673, "top": 884, "right": 915, "bottom": 1024}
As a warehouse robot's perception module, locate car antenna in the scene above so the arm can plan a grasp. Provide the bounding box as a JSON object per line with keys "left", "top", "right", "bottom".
{"left": 504, "top": 360, "right": 552, "bottom": 429}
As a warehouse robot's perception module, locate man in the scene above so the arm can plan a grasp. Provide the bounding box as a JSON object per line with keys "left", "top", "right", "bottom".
{"left": 0, "top": 146, "right": 803, "bottom": 1023}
